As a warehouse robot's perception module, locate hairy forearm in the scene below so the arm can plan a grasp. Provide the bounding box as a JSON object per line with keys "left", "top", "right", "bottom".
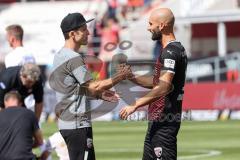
{"left": 83, "top": 73, "right": 124, "bottom": 97}
{"left": 33, "top": 130, "right": 43, "bottom": 148}
{"left": 96, "top": 73, "right": 125, "bottom": 91}
{"left": 32, "top": 140, "right": 40, "bottom": 148}
{"left": 32, "top": 137, "right": 43, "bottom": 148}
{"left": 40, "top": 151, "right": 51, "bottom": 160}
{"left": 130, "top": 75, "right": 154, "bottom": 89}
{"left": 133, "top": 81, "right": 172, "bottom": 110}
{"left": 35, "top": 102, "right": 43, "bottom": 121}
{"left": 32, "top": 139, "right": 43, "bottom": 148}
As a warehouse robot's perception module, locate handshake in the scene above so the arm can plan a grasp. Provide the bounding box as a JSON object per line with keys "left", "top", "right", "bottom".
{"left": 98, "top": 63, "right": 134, "bottom": 103}
{"left": 115, "top": 63, "right": 135, "bottom": 81}
{"left": 97, "top": 62, "right": 138, "bottom": 120}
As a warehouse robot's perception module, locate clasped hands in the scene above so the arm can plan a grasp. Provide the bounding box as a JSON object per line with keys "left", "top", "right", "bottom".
{"left": 116, "top": 63, "right": 134, "bottom": 80}
{"left": 100, "top": 63, "right": 137, "bottom": 120}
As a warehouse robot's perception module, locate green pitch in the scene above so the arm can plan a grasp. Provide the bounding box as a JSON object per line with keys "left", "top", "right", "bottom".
{"left": 41, "top": 120, "right": 240, "bottom": 160}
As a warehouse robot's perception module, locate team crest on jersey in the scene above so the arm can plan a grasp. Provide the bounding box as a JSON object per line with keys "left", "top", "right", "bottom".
{"left": 0, "top": 82, "right": 6, "bottom": 89}
{"left": 154, "top": 147, "right": 163, "bottom": 159}
{"left": 164, "top": 59, "right": 175, "bottom": 69}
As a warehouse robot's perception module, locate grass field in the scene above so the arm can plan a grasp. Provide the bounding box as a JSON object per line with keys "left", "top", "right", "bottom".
{"left": 40, "top": 120, "right": 240, "bottom": 160}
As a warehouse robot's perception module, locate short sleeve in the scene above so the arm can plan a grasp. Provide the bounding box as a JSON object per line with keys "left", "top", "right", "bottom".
{"left": 160, "top": 48, "right": 177, "bottom": 74}
{"left": 33, "top": 78, "right": 44, "bottom": 103}
{"left": 68, "top": 56, "right": 93, "bottom": 85}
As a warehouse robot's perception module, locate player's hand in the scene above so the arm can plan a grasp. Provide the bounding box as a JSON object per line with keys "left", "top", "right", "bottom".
{"left": 116, "top": 64, "right": 133, "bottom": 80}
{"left": 119, "top": 105, "right": 136, "bottom": 120}
{"left": 101, "top": 90, "right": 120, "bottom": 102}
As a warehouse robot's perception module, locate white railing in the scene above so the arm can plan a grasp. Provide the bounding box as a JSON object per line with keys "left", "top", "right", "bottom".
{"left": 186, "top": 52, "right": 240, "bottom": 83}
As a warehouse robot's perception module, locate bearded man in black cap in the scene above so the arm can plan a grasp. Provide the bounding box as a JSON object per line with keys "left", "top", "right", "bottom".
{"left": 50, "top": 13, "right": 131, "bottom": 160}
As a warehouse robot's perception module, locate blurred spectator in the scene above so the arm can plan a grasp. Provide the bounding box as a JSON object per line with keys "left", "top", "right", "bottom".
{"left": 0, "top": 91, "right": 43, "bottom": 159}
{"left": 99, "top": 17, "right": 120, "bottom": 61}
{"left": 91, "top": 15, "right": 102, "bottom": 57}
{"left": 144, "top": 0, "right": 152, "bottom": 7}
{"left": 117, "top": 0, "right": 129, "bottom": 27}
{"left": 0, "top": 63, "right": 43, "bottom": 121}
{"left": 128, "top": 0, "right": 144, "bottom": 11}
{"left": 128, "top": 0, "right": 144, "bottom": 7}
{"left": 107, "top": 0, "right": 118, "bottom": 18}
{"left": 5, "top": 24, "right": 37, "bottom": 116}
{"left": 226, "top": 58, "right": 239, "bottom": 81}
{"left": 5, "top": 24, "right": 36, "bottom": 68}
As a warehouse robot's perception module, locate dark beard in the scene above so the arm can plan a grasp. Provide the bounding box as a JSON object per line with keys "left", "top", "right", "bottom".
{"left": 151, "top": 29, "right": 162, "bottom": 41}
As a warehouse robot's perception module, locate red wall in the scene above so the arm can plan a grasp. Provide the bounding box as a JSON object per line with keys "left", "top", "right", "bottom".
{"left": 183, "top": 82, "right": 240, "bottom": 110}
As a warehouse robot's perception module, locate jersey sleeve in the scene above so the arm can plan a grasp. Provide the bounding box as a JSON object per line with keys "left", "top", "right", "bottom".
{"left": 33, "top": 77, "right": 44, "bottom": 103}
{"left": 160, "top": 48, "right": 177, "bottom": 74}
{"left": 68, "top": 56, "right": 93, "bottom": 85}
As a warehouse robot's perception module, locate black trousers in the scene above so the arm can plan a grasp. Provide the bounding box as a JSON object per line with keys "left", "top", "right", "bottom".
{"left": 60, "top": 127, "right": 95, "bottom": 160}
{"left": 142, "top": 122, "right": 179, "bottom": 160}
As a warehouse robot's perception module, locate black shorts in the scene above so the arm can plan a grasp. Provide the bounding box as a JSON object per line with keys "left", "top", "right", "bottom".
{"left": 142, "top": 122, "right": 180, "bottom": 160}
{"left": 60, "top": 127, "right": 95, "bottom": 160}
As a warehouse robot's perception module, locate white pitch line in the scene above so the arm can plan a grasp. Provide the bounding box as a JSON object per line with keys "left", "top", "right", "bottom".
{"left": 178, "top": 150, "right": 222, "bottom": 160}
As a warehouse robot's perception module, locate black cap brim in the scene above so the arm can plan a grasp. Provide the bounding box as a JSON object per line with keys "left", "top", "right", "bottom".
{"left": 86, "top": 18, "right": 95, "bottom": 24}
{"left": 73, "top": 18, "right": 94, "bottom": 30}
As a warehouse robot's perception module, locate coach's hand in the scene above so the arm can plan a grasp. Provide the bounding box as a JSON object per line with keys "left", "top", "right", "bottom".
{"left": 119, "top": 105, "right": 136, "bottom": 120}
{"left": 101, "top": 90, "right": 120, "bottom": 102}
{"left": 116, "top": 64, "right": 133, "bottom": 80}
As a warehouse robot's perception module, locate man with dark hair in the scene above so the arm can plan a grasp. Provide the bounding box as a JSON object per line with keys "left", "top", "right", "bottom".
{"left": 0, "top": 63, "right": 43, "bottom": 120}
{"left": 120, "top": 8, "right": 188, "bottom": 160}
{"left": 5, "top": 24, "right": 35, "bottom": 68}
{"left": 50, "top": 12, "right": 130, "bottom": 160}
{"left": 0, "top": 91, "right": 43, "bottom": 160}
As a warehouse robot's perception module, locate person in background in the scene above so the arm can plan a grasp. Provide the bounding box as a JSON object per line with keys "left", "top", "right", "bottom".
{"left": 0, "top": 91, "right": 43, "bottom": 160}
{"left": 5, "top": 24, "right": 38, "bottom": 116}
{"left": 0, "top": 63, "right": 43, "bottom": 121}
{"left": 5, "top": 24, "right": 36, "bottom": 68}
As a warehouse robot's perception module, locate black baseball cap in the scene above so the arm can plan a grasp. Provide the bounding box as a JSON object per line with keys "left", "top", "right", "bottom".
{"left": 60, "top": 12, "right": 94, "bottom": 33}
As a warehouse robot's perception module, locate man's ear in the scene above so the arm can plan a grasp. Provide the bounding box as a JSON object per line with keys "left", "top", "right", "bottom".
{"left": 9, "top": 36, "right": 15, "bottom": 44}
{"left": 158, "top": 23, "right": 164, "bottom": 31}
{"left": 69, "top": 31, "right": 75, "bottom": 38}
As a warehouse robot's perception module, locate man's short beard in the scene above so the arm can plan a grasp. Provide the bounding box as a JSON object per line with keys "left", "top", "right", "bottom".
{"left": 151, "top": 29, "right": 162, "bottom": 41}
